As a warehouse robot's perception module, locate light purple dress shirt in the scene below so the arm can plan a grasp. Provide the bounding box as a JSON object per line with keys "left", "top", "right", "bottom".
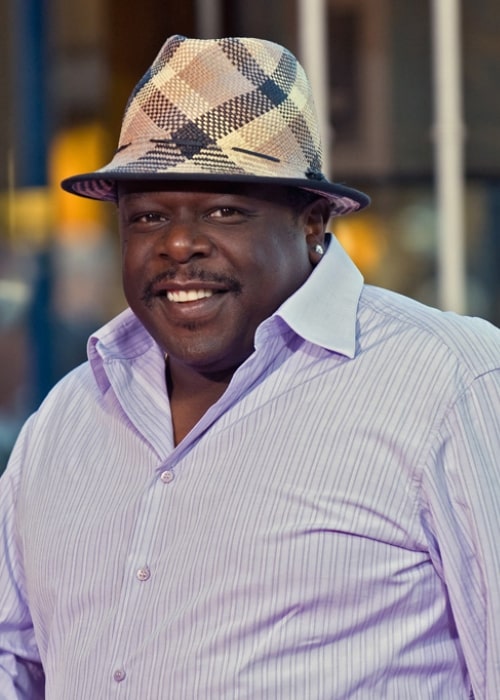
{"left": 1, "top": 236, "right": 499, "bottom": 699}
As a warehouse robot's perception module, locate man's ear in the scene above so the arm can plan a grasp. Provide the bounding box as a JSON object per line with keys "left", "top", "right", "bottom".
{"left": 304, "top": 198, "right": 331, "bottom": 265}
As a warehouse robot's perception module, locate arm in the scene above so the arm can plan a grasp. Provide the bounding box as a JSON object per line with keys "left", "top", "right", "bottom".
{"left": 423, "top": 369, "right": 500, "bottom": 699}
{"left": 0, "top": 421, "right": 45, "bottom": 699}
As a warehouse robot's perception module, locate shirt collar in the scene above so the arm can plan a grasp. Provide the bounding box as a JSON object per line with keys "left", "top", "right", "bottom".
{"left": 88, "top": 307, "right": 158, "bottom": 394}
{"left": 273, "top": 234, "right": 363, "bottom": 358}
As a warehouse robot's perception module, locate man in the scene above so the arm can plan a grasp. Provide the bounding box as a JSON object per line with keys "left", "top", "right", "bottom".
{"left": 0, "top": 35, "right": 499, "bottom": 699}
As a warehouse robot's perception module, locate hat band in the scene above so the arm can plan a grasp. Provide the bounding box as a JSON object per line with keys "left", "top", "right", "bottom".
{"left": 99, "top": 137, "right": 323, "bottom": 180}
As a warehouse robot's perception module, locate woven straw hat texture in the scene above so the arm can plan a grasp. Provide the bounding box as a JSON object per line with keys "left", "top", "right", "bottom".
{"left": 61, "top": 35, "right": 369, "bottom": 216}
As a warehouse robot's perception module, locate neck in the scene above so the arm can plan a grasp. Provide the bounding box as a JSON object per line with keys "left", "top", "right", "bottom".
{"left": 166, "top": 358, "right": 236, "bottom": 398}
{"left": 165, "top": 359, "right": 235, "bottom": 444}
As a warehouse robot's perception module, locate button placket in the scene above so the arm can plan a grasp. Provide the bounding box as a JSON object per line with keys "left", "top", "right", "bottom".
{"left": 107, "top": 462, "right": 179, "bottom": 679}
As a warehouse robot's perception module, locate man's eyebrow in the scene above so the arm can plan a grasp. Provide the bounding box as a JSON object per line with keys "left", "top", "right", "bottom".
{"left": 118, "top": 190, "right": 161, "bottom": 203}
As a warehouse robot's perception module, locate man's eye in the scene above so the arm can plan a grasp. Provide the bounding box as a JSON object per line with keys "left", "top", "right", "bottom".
{"left": 132, "top": 212, "right": 166, "bottom": 224}
{"left": 208, "top": 207, "right": 244, "bottom": 220}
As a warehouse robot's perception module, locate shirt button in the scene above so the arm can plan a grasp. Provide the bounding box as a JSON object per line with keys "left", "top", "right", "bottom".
{"left": 160, "top": 470, "right": 174, "bottom": 483}
{"left": 113, "top": 668, "right": 126, "bottom": 683}
{"left": 136, "top": 566, "right": 151, "bottom": 582}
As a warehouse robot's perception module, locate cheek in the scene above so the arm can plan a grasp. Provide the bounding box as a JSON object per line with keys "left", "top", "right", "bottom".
{"left": 248, "top": 236, "right": 309, "bottom": 281}
{"left": 120, "top": 237, "right": 132, "bottom": 273}
{"left": 121, "top": 244, "right": 146, "bottom": 299}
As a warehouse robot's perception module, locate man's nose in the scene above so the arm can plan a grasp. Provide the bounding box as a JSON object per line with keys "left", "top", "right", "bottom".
{"left": 157, "top": 218, "right": 213, "bottom": 262}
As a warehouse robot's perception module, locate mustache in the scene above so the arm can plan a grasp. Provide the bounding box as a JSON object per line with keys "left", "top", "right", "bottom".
{"left": 141, "top": 268, "right": 242, "bottom": 307}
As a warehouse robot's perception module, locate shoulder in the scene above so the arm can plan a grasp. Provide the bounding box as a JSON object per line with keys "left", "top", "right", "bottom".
{"left": 14, "top": 361, "right": 99, "bottom": 459}
{"left": 357, "top": 285, "right": 500, "bottom": 382}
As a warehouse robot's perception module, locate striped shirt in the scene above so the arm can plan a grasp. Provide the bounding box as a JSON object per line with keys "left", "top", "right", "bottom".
{"left": 1, "top": 236, "right": 499, "bottom": 699}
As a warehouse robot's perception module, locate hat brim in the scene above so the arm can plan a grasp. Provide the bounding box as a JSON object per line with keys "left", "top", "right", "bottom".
{"left": 61, "top": 171, "right": 370, "bottom": 217}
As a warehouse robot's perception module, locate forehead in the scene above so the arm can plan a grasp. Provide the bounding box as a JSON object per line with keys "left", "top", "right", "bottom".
{"left": 116, "top": 180, "right": 296, "bottom": 206}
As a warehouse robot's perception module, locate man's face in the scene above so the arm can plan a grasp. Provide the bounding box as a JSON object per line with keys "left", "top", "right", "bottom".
{"left": 118, "top": 181, "right": 325, "bottom": 378}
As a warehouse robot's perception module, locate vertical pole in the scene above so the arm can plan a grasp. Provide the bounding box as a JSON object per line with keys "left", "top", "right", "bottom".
{"left": 297, "top": 0, "right": 331, "bottom": 176}
{"left": 11, "top": 0, "right": 53, "bottom": 407}
{"left": 431, "top": 0, "right": 466, "bottom": 313}
{"left": 11, "top": 0, "right": 48, "bottom": 189}
{"left": 195, "top": 0, "right": 223, "bottom": 38}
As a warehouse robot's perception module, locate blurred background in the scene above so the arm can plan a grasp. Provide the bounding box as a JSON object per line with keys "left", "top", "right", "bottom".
{"left": 1, "top": 0, "right": 499, "bottom": 471}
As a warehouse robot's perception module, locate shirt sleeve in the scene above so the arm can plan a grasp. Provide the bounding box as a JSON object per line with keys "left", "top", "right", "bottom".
{"left": 422, "top": 369, "right": 500, "bottom": 700}
{"left": 0, "top": 419, "right": 45, "bottom": 699}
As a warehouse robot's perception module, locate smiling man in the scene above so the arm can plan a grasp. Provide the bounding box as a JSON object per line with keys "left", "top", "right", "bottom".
{"left": 0, "top": 35, "right": 499, "bottom": 700}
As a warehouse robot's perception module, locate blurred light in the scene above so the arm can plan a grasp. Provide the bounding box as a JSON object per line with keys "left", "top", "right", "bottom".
{"left": 333, "top": 214, "right": 387, "bottom": 274}
{"left": 0, "top": 279, "right": 31, "bottom": 328}
{"left": 0, "top": 187, "right": 52, "bottom": 246}
{"left": 49, "top": 121, "right": 110, "bottom": 241}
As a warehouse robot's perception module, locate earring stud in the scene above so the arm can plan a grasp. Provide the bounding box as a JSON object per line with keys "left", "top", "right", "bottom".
{"left": 314, "top": 244, "right": 324, "bottom": 256}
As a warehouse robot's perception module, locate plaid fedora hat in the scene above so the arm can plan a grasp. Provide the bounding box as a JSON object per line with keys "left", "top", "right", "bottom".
{"left": 61, "top": 35, "right": 369, "bottom": 216}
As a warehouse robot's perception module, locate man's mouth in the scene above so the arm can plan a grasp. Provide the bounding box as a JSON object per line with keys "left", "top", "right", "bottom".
{"left": 141, "top": 270, "right": 242, "bottom": 310}
{"left": 166, "top": 289, "right": 215, "bottom": 303}
{"left": 141, "top": 269, "right": 242, "bottom": 309}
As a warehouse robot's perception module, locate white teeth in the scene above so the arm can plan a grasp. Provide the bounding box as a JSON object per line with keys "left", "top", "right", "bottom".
{"left": 167, "top": 289, "right": 215, "bottom": 303}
